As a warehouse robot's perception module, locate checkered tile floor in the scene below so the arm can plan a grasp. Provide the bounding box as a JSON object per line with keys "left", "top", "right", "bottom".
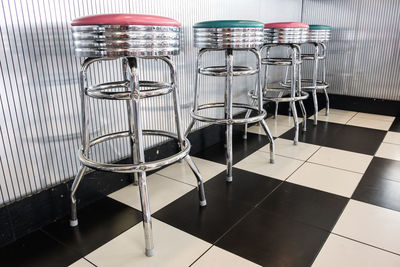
{"left": 3, "top": 109, "right": 400, "bottom": 267}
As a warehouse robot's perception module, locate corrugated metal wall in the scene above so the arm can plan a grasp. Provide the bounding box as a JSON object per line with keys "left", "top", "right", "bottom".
{"left": 302, "top": 0, "right": 400, "bottom": 101}
{"left": 0, "top": 0, "right": 301, "bottom": 205}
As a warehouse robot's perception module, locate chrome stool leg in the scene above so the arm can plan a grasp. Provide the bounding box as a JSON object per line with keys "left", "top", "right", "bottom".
{"left": 127, "top": 57, "right": 154, "bottom": 257}
{"left": 252, "top": 49, "right": 275, "bottom": 163}
{"left": 291, "top": 46, "right": 300, "bottom": 145}
{"left": 70, "top": 58, "right": 93, "bottom": 227}
{"left": 295, "top": 44, "right": 307, "bottom": 132}
{"left": 225, "top": 49, "right": 234, "bottom": 182}
{"left": 311, "top": 43, "right": 319, "bottom": 126}
{"left": 123, "top": 58, "right": 139, "bottom": 185}
{"left": 161, "top": 56, "right": 207, "bottom": 206}
{"left": 185, "top": 50, "right": 205, "bottom": 137}
{"left": 321, "top": 43, "right": 330, "bottom": 116}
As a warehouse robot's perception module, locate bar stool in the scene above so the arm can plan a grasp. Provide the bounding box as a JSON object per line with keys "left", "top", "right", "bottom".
{"left": 245, "top": 22, "right": 309, "bottom": 145}
{"left": 70, "top": 14, "right": 207, "bottom": 257}
{"left": 185, "top": 20, "right": 275, "bottom": 182}
{"left": 282, "top": 24, "right": 331, "bottom": 125}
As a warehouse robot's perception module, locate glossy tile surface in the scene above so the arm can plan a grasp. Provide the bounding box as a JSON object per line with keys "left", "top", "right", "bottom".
{"left": 352, "top": 157, "right": 400, "bottom": 212}
{"left": 346, "top": 112, "right": 395, "bottom": 131}
{"left": 288, "top": 162, "right": 363, "bottom": 197}
{"left": 265, "top": 138, "right": 320, "bottom": 161}
{"left": 192, "top": 246, "right": 261, "bottom": 267}
{"left": 69, "top": 258, "right": 95, "bottom": 267}
{"left": 4, "top": 109, "right": 400, "bottom": 266}
{"left": 375, "top": 142, "right": 400, "bottom": 161}
{"left": 313, "top": 108, "right": 357, "bottom": 124}
{"left": 313, "top": 234, "right": 400, "bottom": 267}
{"left": 108, "top": 174, "right": 194, "bottom": 213}
{"left": 333, "top": 200, "right": 400, "bottom": 254}
{"left": 153, "top": 188, "right": 251, "bottom": 243}
{"left": 0, "top": 230, "right": 80, "bottom": 267}
{"left": 156, "top": 157, "right": 226, "bottom": 186}
{"left": 280, "top": 120, "right": 386, "bottom": 155}
{"left": 308, "top": 147, "right": 373, "bottom": 173}
{"left": 42, "top": 197, "right": 142, "bottom": 257}
{"left": 86, "top": 219, "right": 210, "bottom": 267}
{"left": 216, "top": 208, "right": 329, "bottom": 267}
{"left": 234, "top": 152, "right": 304, "bottom": 181}
{"left": 258, "top": 182, "right": 348, "bottom": 231}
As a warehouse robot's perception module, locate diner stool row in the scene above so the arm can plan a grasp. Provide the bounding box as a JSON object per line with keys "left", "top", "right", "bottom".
{"left": 68, "top": 14, "right": 331, "bottom": 256}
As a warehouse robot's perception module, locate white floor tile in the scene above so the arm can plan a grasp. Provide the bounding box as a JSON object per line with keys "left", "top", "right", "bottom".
{"left": 383, "top": 131, "right": 400, "bottom": 145}
{"left": 193, "top": 246, "right": 261, "bottom": 267}
{"left": 156, "top": 156, "right": 226, "bottom": 186}
{"left": 86, "top": 218, "right": 211, "bottom": 267}
{"left": 312, "top": 234, "right": 400, "bottom": 267}
{"left": 308, "top": 147, "right": 373, "bottom": 173}
{"left": 247, "top": 121, "right": 292, "bottom": 138}
{"left": 313, "top": 108, "right": 357, "bottom": 124}
{"left": 234, "top": 151, "right": 304, "bottom": 181}
{"left": 375, "top": 143, "right": 400, "bottom": 161}
{"left": 333, "top": 200, "right": 400, "bottom": 254}
{"left": 264, "top": 138, "right": 320, "bottom": 161}
{"left": 346, "top": 113, "right": 395, "bottom": 131}
{"left": 353, "top": 112, "right": 395, "bottom": 122}
{"left": 69, "top": 258, "right": 95, "bottom": 267}
{"left": 108, "top": 173, "right": 194, "bottom": 213}
{"left": 287, "top": 162, "right": 363, "bottom": 197}
{"left": 267, "top": 114, "right": 303, "bottom": 127}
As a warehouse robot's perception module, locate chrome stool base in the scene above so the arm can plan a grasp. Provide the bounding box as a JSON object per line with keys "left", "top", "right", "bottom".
{"left": 282, "top": 42, "right": 330, "bottom": 125}
{"left": 69, "top": 56, "right": 207, "bottom": 257}
{"left": 244, "top": 43, "right": 308, "bottom": 145}
{"left": 186, "top": 48, "right": 275, "bottom": 181}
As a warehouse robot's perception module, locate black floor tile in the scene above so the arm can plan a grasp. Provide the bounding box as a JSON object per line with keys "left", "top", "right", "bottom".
{"left": 204, "top": 168, "right": 281, "bottom": 207}
{"left": 216, "top": 208, "right": 329, "bottom": 267}
{"left": 153, "top": 187, "right": 252, "bottom": 244}
{"left": 352, "top": 157, "right": 400, "bottom": 212}
{"left": 280, "top": 120, "right": 386, "bottom": 155}
{"left": 389, "top": 117, "right": 400, "bottom": 132}
{"left": 0, "top": 230, "right": 80, "bottom": 267}
{"left": 194, "top": 131, "right": 269, "bottom": 165}
{"left": 279, "top": 119, "right": 344, "bottom": 146}
{"left": 352, "top": 175, "right": 400, "bottom": 212}
{"left": 258, "top": 182, "right": 348, "bottom": 231}
{"left": 361, "top": 157, "right": 400, "bottom": 183}
{"left": 42, "top": 197, "right": 142, "bottom": 257}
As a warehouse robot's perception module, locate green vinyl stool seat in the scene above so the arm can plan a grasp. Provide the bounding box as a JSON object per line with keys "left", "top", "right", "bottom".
{"left": 193, "top": 20, "right": 264, "bottom": 28}
{"left": 309, "top": 24, "right": 332, "bottom": 31}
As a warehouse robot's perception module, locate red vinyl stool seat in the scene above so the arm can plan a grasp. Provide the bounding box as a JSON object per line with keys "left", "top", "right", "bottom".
{"left": 71, "top": 13, "right": 181, "bottom": 26}
{"left": 71, "top": 14, "right": 181, "bottom": 57}
{"left": 264, "top": 22, "right": 309, "bottom": 29}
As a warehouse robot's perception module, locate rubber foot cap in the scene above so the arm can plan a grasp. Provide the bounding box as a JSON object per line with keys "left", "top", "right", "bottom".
{"left": 200, "top": 200, "right": 207, "bottom": 207}
{"left": 226, "top": 176, "right": 233, "bottom": 182}
{"left": 145, "top": 248, "right": 154, "bottom": 257}
{"left": 70, "top": 219, "right": 78, "bottom": 227}
{"left": 243, "top": 134, "right": 247, "bottom": 140}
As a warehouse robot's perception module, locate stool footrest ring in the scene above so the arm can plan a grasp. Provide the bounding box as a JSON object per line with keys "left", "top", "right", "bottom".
{"left": 87, "top": 80, "right": 173, "bottom": 100}
{"left": 249, "top": 90, "right": 309, "bottom": 102}
{"left": 199, "top": 65, "right": 258, "bottom": 77}
{"left": 79, "top": 130, "right": 190, "bottom": 173}
{"left": 280, "top": 79, "right": 329, "bottom": 90}
{"left": 191, "top": 102, "right": 266, "bottom": 125}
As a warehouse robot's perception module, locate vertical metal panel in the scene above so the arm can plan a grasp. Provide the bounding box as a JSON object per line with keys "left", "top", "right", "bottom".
{"left": 0, "top": 0, "right": 301, "bottom": 205}
{"left": 302, "top": 0, "right": 400, "bottom": 101}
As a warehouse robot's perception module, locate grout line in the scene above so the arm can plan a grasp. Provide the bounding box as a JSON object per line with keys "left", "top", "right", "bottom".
{"left": 83, "top": 257, "right": 98, "bottom": 267}
{"left": 330, "top": 232, "right": 400, "bottom": 257}
{"left": 305, "top": 161, "right": 366, "bottom": 175}
{"left": 345, "top": 111, "right": 359, "bottom": 124}
{"left": 155, "top": 172, "right": 197, "bottom": 188}
{"left": 188, "top": 244, "right": 214, "bottom": 267}
{"left": 283, "top": 145, "right": 322, "bottom": 182}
